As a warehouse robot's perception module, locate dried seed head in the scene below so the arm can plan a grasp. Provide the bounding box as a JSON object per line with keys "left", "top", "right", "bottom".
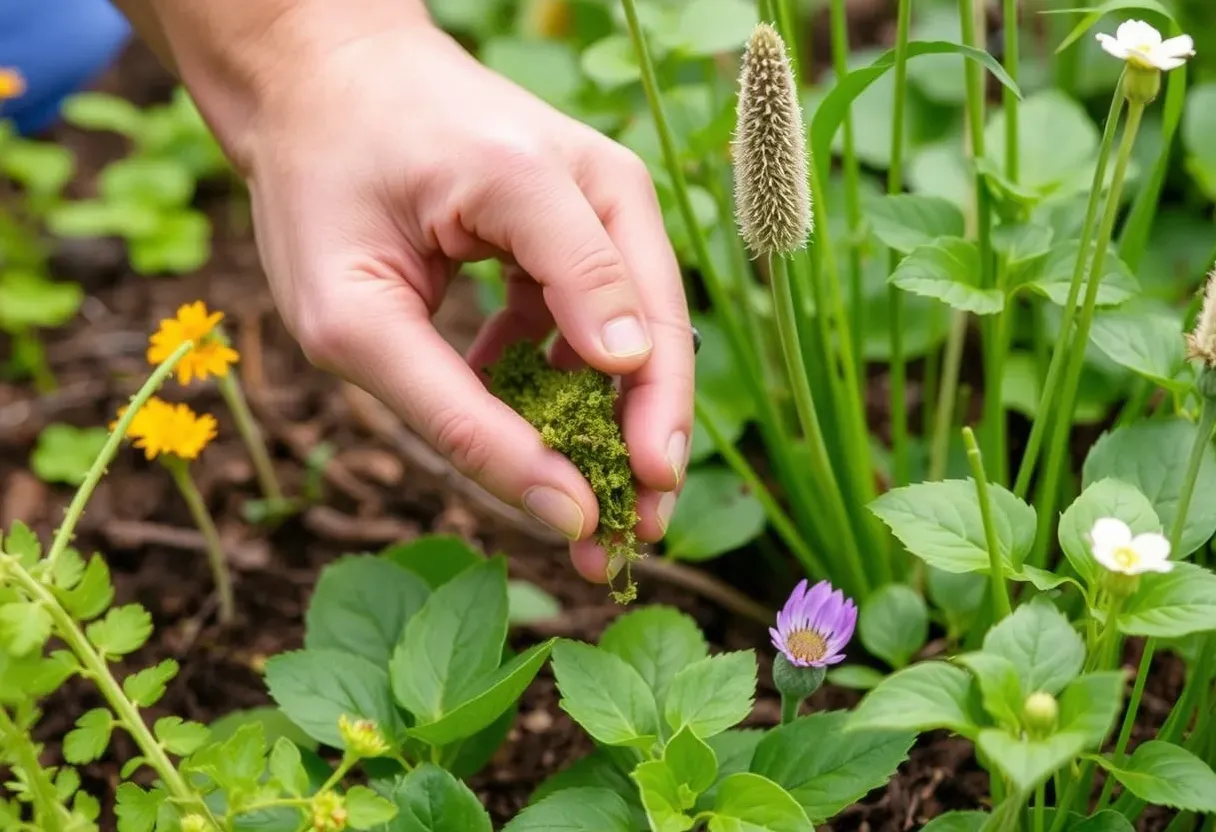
{"left": 733, "top": 24, "right": 812, "bottom": 257}
{"left": 1186, "top": 268, "right": 1216, "bottom": 367}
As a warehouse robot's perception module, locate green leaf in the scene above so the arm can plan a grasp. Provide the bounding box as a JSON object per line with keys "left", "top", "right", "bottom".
{"left": 691, "top": 313, "right": 755, "bottom": 463}
{"left": 30, "top": 424, "right": 108, "bottom": 486}
{"left": 665, "top": 725, "right": 718, "bottom": 797}
{"left": 633, "top": 760, "right": 695, "bottom": 831}
{"left": 1, "top": 140, "right": 75, "bottom": 196}
{"left": 1023, "top": 241, "right": 1140, "bottom": 309}
{"left": 408, "top": 639, "right": 554, "bottom": 746}
{"left": 390, "top": 558, "right": 509, "bottom": 723}
{"left": 921, "top": 811, "right": 988, "bottom": 832}
{"left": 978, "top": 729, "right": 1087, "bottom": 793}
{"left": 955, "top": 653, "right": 1023, "bottom": 729}
{"left": 265, "top": 649, "right": 405, "bottom": 749}
{"left": 128, "top": 209, "right": 211, "bottom": 275}
{"left": 751, "top": 711, "right": 913, "bottom": 823}
{"left": 869, "top": 479, "right": 1036, "bottom": 574}
{"left": 154, "top": 717, "right": 210, "bottom": 755}
{"left": 55, "top": 554, "right": 114, "bottom": 621}
{"left": 826, "top": 665, "right": 886, "bottom": 690}
{"left": 381, "top": 535, "right": 484, "bottom": 588}
{"left": 926, "top": 568, "right": 988, "bottom": 638}
{"left": 859, "top": 584, "right": 928, "bottom": 669}
{"left": 664, "top": 651, "right": 756, "bottom": 739}
{"left": 99, "top": 157, "right": 194, "bottom": 208}
{"left": 62, "top": 92, "right": 145, "bottom": 136}
{"left": 1058, "top": 672, "right": 1125, "bottom": 746}
{"left": 268, "top": 737, "right": 309, "bottom": 797}
{"left": 305, "top": 554, "right": 430, "bottom": 665}
{"left": 1058, "top": 479, "right": 1162, "bottom": 587}
{"left": 0, "top": 271, "right": 83, "bottom": 330}
{"left": 1048, "top": 1, "right": 1176, "bottom": 54}
{"left": 665, "top": 467, "right": 766, "bottom": 561}
{"left": 0, "top": 521, "right": 41, "bottom": 566}
{"left": 847, "top": 661, "right": 979, "bottom": 737}
{"left": 1089, "top": 307, "right": 1186, "bottom": 391}
{"left": 709, "top": 772, "right": 813, "bottom": 832}
{"left": 890, "top": 238, "right": 1003, "bottom": 314}
{"left": 508, "top": 580, "right": 560, "bottom": 625}
{"left": 506, "top": 787, "right": 634, "bottom": 832}
{"left": 984, "top": 91, "right": 1099, "bottom": 195}
{"left": 1094, "top": 741, "right": 1216, "bottom": 812}
{"left": 992, "top": 223, "right": 1054, "bottom": 267}
{"left": 0, "top": 601, "right": 52, "bottom": 656}
{"left": 1117, "top": 562, "right": 1216, "bottom": 637}
{"left": 114, "top": 783, "right": 166, "bottom": 832}
{"left": 346, "top": 785, "right": 398, "bottom": 829}
{"left": 123, "top": 659, "right": 179, "bottom": 707}
{"left": 64, "top": 708, "right": 113, "bottom": 764}
{"left": 207, "top": 706, "right": 318, "bottom": 752}
{"left": 552, "top": 640, "right": 659, "bottom": 749}
{"left": 982, "top": 596, "right": 1085, "bottom": 695}
{"left": 481, "top": 38, "right": 580, "bottom": 108}
{"left": 580, "top": 35, "right": 640, "bottom": 90}
{"left": 1083, "top": 418, "right": 1216, "bottom": 557}
{"left": 666, "top": 0, "right": 757, "bottom": 57}
{"left": 866, "top": 195, "right": 964, "bottom": 253}
{"left": 599, "top": 606, "right": 708, "bottom": 710}
{"left": 382, "top": 764, "right": 492, "bottom": 831}
{"left": 85, "top": 604, "right": 152, "bottom": 657}
{"left": 529, "top": 749, "right": 645, "bottom": 829}
{"left": 183, "top": 722, "right": 267, "bottom": 794}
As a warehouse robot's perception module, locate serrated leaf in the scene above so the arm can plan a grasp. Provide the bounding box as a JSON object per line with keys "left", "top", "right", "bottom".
{"left": 859, "top": 584, "right": 928, "bottom": 669}
{"left": 982, "top": 596, "right": 1085, "bottom": 695}
{"left": 268, "top": 737, "right": 309, "bottom": 797}
{"left": 55, "top": 555, "right": 114, "bottom": 621}
{"left": 633, "top": 760, "right": 695, "bottom": 832}
{"left": 381, "top": 535, "right": 483, "bottom": 589}
{"left": 866, "top": 194, "right": 965, "bottom": 253}
{"left": 0, "top": 601, "right": 52, "bottom": 656}
{"left": 115, "top": 783, "right": 166, "bottom": 832}
{"left": 664, "top": 651, "right": 756, "bottom": 739}
{"left": 552, "top": 640, "right": 659, "bottom": 749}
{"left": 64, "top": 709, "right": 113, "bottom": 764}
{"left": 890, "top": 238, "right": 1004, "bottom": 314}
{"left": 1059, "top": 672, "right": 1125, "bottom": 746}
{"left": 955, "top": 653, "right": 1023, "bottom": 729}
{"left": 154, "top": 717, "right": 210, "bottom": 755}
{"left": 506, "top": 787, "right": 634, "bottom": 832}
{"left": 1094, "top": 741, "right": 1216, "bottom": 812}
{"left": 709, "top": 772, "right": 813, "bottom": 831}
{"left": 382, "top": 763, "right": 493, "bottom": 831}
{"left": 85, "top": 604, "right": 152, "bottom": 657}
{"left": 1118, "top": 562, "right": 1216, "bottom": 637}
{"left": 599, "top": 606, "right": 708, "bottom": 709}
{"left": 183, "top": 722, "right": 266, "bottom": 794}
{"left": 1058, "top": 479, "right": 1161, "bottom": 587}
{"left": 1023, "top": 241, "right": 1140, "bottom": 308}
{"left": 1, "top": 522, "right": 41, "bottom": 566}
{"left": 979, "top": 729, "right": 1087, "bottom": 793}
{"left": 50, "top": 548, "right": 87, "bottom": 590}
{"left": 848, "top": 661, "right": 979, "bottom": 737}
{"left": 30, "top": 424, "right": 108, "bottom": 486}
{"left": 123, "top": 659, "right": 179, "bottom": 707}
{"left": 345, "top": 785, "right": 398, "bottom": 829}
{"left": 1089, "top": 307, "right": 1186, "bottom": 391}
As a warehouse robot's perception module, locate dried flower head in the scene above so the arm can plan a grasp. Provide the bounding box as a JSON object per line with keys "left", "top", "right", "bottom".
{"left": 1187, "top": 269, "right": 1216, "bottom": 367}
{"left": 1089, "top": 517, "right": 1172, "bottom": 576}
{"left": 770, "top": 579, "right": 855, "bottom": 667}
{"left": 310, "top": 792, "right": 348, "bottom": 831}
{"left": 148, "top": 301, "right": 240, "bottom": 385}
{"left": 114, "top": 397, "right": 218, "bottom": 461}
{"left": 0, "top": 69, "right": 25, "bottom": 102}
{"left": 733, "top": 23, "right": 812, "bottom": 257}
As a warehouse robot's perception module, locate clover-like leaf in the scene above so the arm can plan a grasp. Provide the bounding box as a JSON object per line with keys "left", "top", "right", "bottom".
{"left": 122, "top": 659, "right": 179, "bottom": 707}
{"left": 64, "top": 708, "right": 114, "bottom": 764}
{"left": 85, "top": 604, "right": 152, "bottom": 657}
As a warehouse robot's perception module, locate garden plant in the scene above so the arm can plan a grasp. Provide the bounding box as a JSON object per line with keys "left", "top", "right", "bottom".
{"left": 2, "top": 0, "right": 1216, "bottom": 830}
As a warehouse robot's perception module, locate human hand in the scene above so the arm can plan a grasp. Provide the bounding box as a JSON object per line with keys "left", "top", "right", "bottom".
{"left": 209, "top": 15, "right": 694, "bottom": 581}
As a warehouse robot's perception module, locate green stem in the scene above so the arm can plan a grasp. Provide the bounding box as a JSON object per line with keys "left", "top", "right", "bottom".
{"left": 887, "top": 0, "right": 913, "bottom": 487}
{"left": 4, "top": 558, "right": 218, "bottom": 825}
{"left": 963, "top": 426, "right": 1012, "bottom": 620}
{"left": 1033, "top": 782, "right": 1045, "bottom": 832}
{"left": 772, "top": 0, "right": 801, "bottom": 79}
{"left": 43, "top": 340, "right": 193, "bottom": 574}
{"left": 0, "top": 707, "right": 64, "bottom": 831}
{"left": 1030, "top": 99, "right": 1145, "bottom": 565}
{"left": 1098, "top": 396, "right": 1216, "bottom": 808}
{"left": 165, "top": 458, "right": 236, "bottom": 626}
{"left": 770, "top": 252, "right": 870, "bottom": 598}
{"left": 930, "top": 311, "right": 968, "bottom": 480}
{"left": 217, "top": 370, "right": 283, "bottom": 503}
{"left": 1002, "top": 0, "right": 1020, "bottom": 184}
{"left": 780, "top": 694, "right": 800, "bottom": 725}
{"left": 1014, "top": 85, "right": 1126, "bottom": 499}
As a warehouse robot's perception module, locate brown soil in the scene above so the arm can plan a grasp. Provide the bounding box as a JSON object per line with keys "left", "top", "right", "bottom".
{"left": 0, "top": 38, "right": 1183, "bottom": 832}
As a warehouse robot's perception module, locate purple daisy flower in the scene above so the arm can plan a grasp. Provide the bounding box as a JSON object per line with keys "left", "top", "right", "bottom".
{"left": 770, "top": 579, "right": 857, "bottom": 667}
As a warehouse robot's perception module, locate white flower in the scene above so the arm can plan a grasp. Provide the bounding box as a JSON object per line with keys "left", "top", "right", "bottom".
{"left": 1089, "top": 517, "right": 1173, "bottom": 575}
{"left": 1096, "top": 20, "right": 1194, "bottom": 71}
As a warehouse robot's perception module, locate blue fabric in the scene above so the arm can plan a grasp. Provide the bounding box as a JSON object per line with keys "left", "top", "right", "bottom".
{"left": 0, "top": 0, "right": 132, "bottom": 135}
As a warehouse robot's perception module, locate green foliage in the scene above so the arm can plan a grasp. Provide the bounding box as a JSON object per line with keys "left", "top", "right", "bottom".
{"left": 30, "top": 424, "right": 109, "bottom": 486}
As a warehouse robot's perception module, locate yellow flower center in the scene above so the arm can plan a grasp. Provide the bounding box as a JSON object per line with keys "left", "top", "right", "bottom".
{"left": 786, "top": 629, "right": 828, "bottom": 664}
{"left": 1112, "top": 545, "right": 1140, "bottom": 571}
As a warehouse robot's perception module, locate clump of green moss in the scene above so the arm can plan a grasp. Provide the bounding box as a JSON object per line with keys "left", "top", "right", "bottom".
{"left": 487, "top": 341, "right": 641, "bottom": 603}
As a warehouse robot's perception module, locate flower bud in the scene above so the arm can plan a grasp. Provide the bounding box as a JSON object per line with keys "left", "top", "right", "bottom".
{"left": 1102, "top": 569, "right": 1141, "bottom": 600}
{"left": 773, "top": 652, "right": 827, "bottom": 703}
{"left": 180, "top": 815, "right": 214, "bottom": 832}
{"left": 338, "top": 714, "right": 390, "bottom": 758}
{"left": 311, "top": 792, "right": 348, "bottom": 832}
{"left": 1121, "top": 65, "right": 1161, "bottom": 104}
{"left": 1022, "top": 691, "right": 1059, "bottom": 736}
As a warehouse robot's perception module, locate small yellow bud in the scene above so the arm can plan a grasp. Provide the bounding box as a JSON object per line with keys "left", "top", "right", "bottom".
{"left": 338, "top": 714, "right": 390, "bottom": 758}
{"left": 1022, "top": 691, "right": 1059, "bottom": 736}
{"left": 311, "top": 792, "right": 348, "bottom": 832}
{"left": 180, "top": 815, "right": 214, "bottom": 832}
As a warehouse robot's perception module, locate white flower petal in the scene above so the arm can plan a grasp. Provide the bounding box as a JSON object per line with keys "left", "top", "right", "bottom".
{"left": 1090, "top": 517, "right": 1133, "bottom": 551}
{"left": 1096, "top": 33, "right": 1131, "bottom": 59}
{"left": 1152, "top": 54, "right": 1189, "bottom": 71}
{"left": 1117, "top": 19, "right": 1162, "bottom": 49}
{"left": 1159, "top": 34, "right": 1195, "bottom": 59}
{"left": 1144, "top": 558, "right": 1175, "bottom": 574}
{"left": 1129, "top": 532, "right": 1171, "bottom": 571}
{"left": 1092, "top": 546, "right": 1124, "bottom": 574}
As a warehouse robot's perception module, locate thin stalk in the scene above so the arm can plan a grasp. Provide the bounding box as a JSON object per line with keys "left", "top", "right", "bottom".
{"left": 773, "top": 0, "right": 801, "bottom": 79}
{"left": 43, "top": 341, "right": 192, "bottom": 574}
{"left": 217, "top": 370, "right": 283, "bottom": 503}
{"left": 1033, "top": 783, "right": 1045, "bottom": 832}
{"left": 930, "top": 312, "right": 968, "bottom": 480}
{"left": 964, "top": 426, "right": 1012, "bottom": 620}
{"left": 1002, "top": 0, "right": 1020, "bottom": 183}
{"left": 770, "top": 252, "right": 871, "bottom": 598}
{"left": 0, "top": 707, "right": 64, "bottom": 831}
{"left": 1099, "top": 397, "right": 1216, "bottom": 808}
{"left": 1014, "top": 86, "right": 1126, "bottom": 499}
{"left": 166, "top": 458, "right": 236, "bottom": 626}
{"left": 887, "top": 0, "right": 913, "bottom": 486}
{"left": 1031, "top": 100, "right": 1145, "bottom": 565}
{"left": 780, "top": 694, "right": 799, "bottom": 725}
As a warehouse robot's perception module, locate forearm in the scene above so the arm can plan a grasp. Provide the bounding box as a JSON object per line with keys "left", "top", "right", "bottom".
{"left": 110, "top": 0, "right": 432, "bottom": 168}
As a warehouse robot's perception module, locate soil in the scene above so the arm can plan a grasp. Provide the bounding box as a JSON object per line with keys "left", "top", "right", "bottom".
{"left": 0, "top": 32, "right": 1185, "bottom": 832}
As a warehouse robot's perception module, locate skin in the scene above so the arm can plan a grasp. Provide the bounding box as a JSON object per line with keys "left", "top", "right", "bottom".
{"left": 111, "top": 0, "right": 694, "bottom": 582}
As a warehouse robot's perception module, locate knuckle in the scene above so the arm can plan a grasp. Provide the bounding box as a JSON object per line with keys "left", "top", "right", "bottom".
{"left": 479, "top": 140, "right": 547, "bottom": 181}
{"left": 431, "top": 409, "right": 495, "bottom": 480}
{"left": 614, "top": 147, "right": 655, "bottom": 193}
{"left": 295, "top": 311, "right": 351, "bottom": 371}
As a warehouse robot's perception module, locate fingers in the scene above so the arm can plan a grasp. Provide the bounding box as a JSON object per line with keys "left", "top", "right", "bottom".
{"left": 465, "top": 267, "right": 553, "bottom": 375}
{"left": 465, "top": 157, "right": 654, "bottom": 376}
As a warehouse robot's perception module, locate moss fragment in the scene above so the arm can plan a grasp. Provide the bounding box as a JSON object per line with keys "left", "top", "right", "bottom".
{"left": 487, "top": 341, "right": 641, "bottom": 602}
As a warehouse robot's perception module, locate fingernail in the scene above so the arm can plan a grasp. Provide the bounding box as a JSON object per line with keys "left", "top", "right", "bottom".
{"left": 523, "top": 487, "right": 584, "bottom": 539}
{"left": 602, "top": 316, "right": 651, "bottom": 357}
{"left": 607, "top": 554, "right": 627, "bottom": 581}
{"left": 691, "top": 325, "right": 702, "bottom": 355}
{"left": 658, "top": 491, "right": 677, "bottom": 534}
{"left": 667, "top": 431, "right": 687, "bottom": 483}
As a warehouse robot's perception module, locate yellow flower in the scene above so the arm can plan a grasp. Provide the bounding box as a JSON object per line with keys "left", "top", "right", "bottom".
{"left": 115, "top": 398, "right": 217, "bottom": 461}
{"left": 147, "top": 301, "right": 240, "bottom": 385}
{"left": 0, "top": 69, "right": 25, "bottom": 102}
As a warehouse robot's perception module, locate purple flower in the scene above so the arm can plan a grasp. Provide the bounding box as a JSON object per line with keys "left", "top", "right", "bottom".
{"left": 770, "top": 579, "right": 857, "bottom": 667}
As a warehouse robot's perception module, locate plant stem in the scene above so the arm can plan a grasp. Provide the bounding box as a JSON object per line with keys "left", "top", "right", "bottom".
{"left": 963, "top": 426, "right": 1011, "bottom": 620}
{"left": 1014, "top": 86, "right": 1126, "bottom": 499}
{"left": 43, "top": 341, "right": 192, "bottom": 574}
{"left": 1098, "top": 396, "right": 1216, "bottom": 808}
{"left": 780, "top": 694, "right": 800, "bottom": 725}
{"left": 165, "top": 458, "right": 236, "bottom": 626}
{"left": 1002, "top": 0, "right": 1020, "bottom": 184}
{"left": 1030, "top": 100, "right": 1145, "bottom": 565}
{"left": 770, "top": 252, "right": 870, "bottom": 598}
{"left": 887, "top": 0, "right": 913, "bottom": 487}
{"left": 930, "top": 312, "right": 968, "bottom": 480}
{"left": 1033, "top": 782, "right": 1045, "bottom": 832}
{"left": 0, "top": 707, "right": 64, "bottom": 831}
{"left": 217, "top": 370, "right": 283, "bottom": 503}
{"left": 4, "top": 558, "right": 218, "bottom": 825}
